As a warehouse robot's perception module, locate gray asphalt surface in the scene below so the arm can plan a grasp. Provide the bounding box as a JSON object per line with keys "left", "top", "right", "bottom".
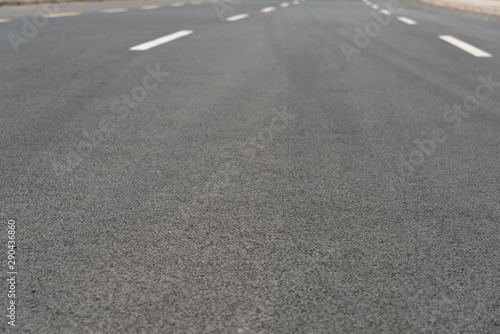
{"left": 1, "top": 0, "right": 500, "bottom": 332}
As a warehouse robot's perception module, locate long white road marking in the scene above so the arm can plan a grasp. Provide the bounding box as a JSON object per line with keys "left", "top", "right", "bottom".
{"left": 101, "top": 8, "right": 128, "bottom": 13}
{"left": 226, "top": 14, "right": 249, "bottom": 21}
{"left": 192, "top": 0, "right": 203, "bottom": 4}
{"left": 293, "top": 0, "right": 299, "bottom": 4}
{"left": 371, "top": 4, "right": 379, "bottom": 9}
{"left": 0, "top": 18, "right": 11, "bottom": 22}
{"left": 170, "top": 2, "right": 184, "bottom": 7}
{"left": 130, "top": 30, "right": 193, "bottom": 51}
{"left": 281, "top": 2, "right": 290, "bottom": 7}
{"left": 439, "top": 35, "right": 492, "bottom": 57}
{"left": 380, "top": 9, "right": 390, "bottom": 15}
{"left": 142, "top": 5, "right": 160, "bottom": 9}
{"left": 261, "top": 6, "right": 275, "bottom": 12}
{"left": 43, "top": 11, "right": 81, "bottom": 18}
{"left": 397, "top": 16, "right": 417, "bottom": 25}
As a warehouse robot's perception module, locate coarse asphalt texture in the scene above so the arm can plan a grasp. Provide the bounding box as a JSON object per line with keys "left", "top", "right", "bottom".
{"left": 1, "top": 0, "right": 500, "bottom": 332}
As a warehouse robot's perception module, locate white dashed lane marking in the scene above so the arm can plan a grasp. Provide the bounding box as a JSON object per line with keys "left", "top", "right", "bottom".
{"left": 226, "top": 14, "right": 249, "bottom": 21}
{"left": 261, "top": 7, "right": 275, "bottom": 12}
{"left": 129, "top": 30, "right": 193, "bottom": 51}
{"left": 397, "top": 16, "right": 418, "bottom": 25}
{"left": 439, "top": 35, "right": 492, "bottom": 57}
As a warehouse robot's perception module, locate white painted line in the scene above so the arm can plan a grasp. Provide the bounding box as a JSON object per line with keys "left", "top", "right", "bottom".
{"left": 380, "top": 9, "right": 390, "bottom": 15}
{"left": 130, "top": 30, "right": 193, "bottom": 51}
{"left": 192, "top": 0, "right": 203, "bottom": 4}
{"left": 261, "top": 6, "right": 275, "bottom": 12}
{"left": 170, "top": 2, "right": 184, "bottom": 7}
{"left": 397, "top": 16, "right": 417, "bottom": 25}
{"left": 371, "top": 4, "right": 379, "bottom": 9}
{"left": 281, "top": 2, "right": 289, "bottom": 7}
{"left": 141, "top": 5, "right": 160, "bottom": 9}
{"left": 101, "top": 8, "right": 128, "bottom": 13}
{"left": 293, "top": 0, "right": 299, "bottom": 4}
{"left": 439, "top": 35, "right": 492, "bottom": 57}
{"left": 225, "top": 13, "right": 249, "bottom": 21}
{"left": 0, "top": 18, "right": 11, "bottom": 22}
{"left": 43, "top": 11, "right": 81, "bottom": 18}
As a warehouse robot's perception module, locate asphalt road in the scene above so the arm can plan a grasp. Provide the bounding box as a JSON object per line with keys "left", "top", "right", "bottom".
{"left": 1, "top": 0, "right": 499, "bottom": 332}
